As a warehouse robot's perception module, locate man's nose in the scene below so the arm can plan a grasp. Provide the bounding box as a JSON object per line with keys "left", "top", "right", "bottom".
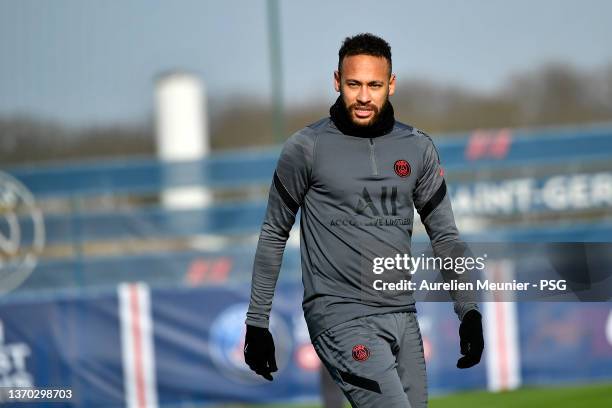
{"left": 356, "top": 86, "right": 371, "bottom": 104}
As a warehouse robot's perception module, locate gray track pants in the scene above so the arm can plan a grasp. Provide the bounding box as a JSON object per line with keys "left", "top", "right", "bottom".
{"left": 313, "top": 312, "right": 427, "bottom": 408}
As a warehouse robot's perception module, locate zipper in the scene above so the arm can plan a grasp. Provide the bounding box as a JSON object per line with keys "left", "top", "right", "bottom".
{"left": 368, "top": 138, "right": 379, "bottom": 176}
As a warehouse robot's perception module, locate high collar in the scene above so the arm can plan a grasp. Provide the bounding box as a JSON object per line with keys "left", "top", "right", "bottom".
{"left": 329, "top": 96, "right": 395, "bottom": 138}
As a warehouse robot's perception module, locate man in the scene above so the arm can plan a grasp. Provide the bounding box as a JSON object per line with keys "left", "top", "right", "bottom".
{"left": 244, "top": 33, "right": 483, "bottom": 407}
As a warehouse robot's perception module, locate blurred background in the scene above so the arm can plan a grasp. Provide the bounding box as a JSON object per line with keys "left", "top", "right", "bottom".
{"left": 0, "top": 0, "right": 611, "bottom": 407}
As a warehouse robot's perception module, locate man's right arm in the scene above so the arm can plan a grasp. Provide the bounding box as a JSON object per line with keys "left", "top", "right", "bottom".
{"left": 245, "top": 129, "right": 315, "bottom": 328}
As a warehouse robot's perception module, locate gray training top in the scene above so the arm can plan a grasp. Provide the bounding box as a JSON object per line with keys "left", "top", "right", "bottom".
{"left": 246, "top": 117, "right": 477, "bottom": 341}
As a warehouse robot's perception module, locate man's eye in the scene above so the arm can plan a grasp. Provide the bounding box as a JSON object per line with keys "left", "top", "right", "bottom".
{"left": 348, "top": 83, "right": 359, "bottom": 88}
{"left": 371, "top": 84, "right": 382, "bottom": 88}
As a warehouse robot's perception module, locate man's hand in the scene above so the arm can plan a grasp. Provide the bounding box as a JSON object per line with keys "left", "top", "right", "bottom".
{"left": 244, "top": 324, "right": 278, "bottom": 381}
{"left": 456, "top": 310, "right": 484, "bottom": 369}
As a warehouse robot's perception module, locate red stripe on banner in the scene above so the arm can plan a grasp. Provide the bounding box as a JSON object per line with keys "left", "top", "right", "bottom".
{"left": 466, "top": 130, "right": 490, "bottom": 161}
{"left": 490, "top": 129, "right": 512, "bottom": 158}
{"left": 130, "top": 284, "right": 147, "bottom": 408}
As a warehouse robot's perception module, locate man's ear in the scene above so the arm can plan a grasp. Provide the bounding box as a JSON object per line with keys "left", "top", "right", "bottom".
{"left": 334, "top": 70, "right": 341, "bottom": 92}
{"left": 388, "top": 73, "right": 396, "bottom": 96}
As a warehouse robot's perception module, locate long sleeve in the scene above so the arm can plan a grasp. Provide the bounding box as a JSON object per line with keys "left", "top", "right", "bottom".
{"left": 245, "top": 129, "right": 315, "bottom": 328}
{"left": 414, "top": 137, "right": 479, "bottom": 321}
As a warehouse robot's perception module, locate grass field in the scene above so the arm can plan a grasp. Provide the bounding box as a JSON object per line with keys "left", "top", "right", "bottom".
{"left": 248, "top": 383, "right": 612, "bottom": 408}
{"left": 429, "top": 383, "right": 612, "bottom": 408}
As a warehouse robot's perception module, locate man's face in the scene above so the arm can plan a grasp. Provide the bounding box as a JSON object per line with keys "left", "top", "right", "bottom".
{"left": 334, "top": 54, "right": 396, "bottom": 127}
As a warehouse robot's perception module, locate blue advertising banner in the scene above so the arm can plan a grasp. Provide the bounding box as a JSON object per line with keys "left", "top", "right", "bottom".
{"left": 0, "top": 285, "right": 610, "bottom": 406}
{"left": 0, "top": 292, "right": 123, "bottom": 407}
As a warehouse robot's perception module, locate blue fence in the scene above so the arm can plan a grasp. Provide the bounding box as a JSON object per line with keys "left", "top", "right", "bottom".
{"left": 0, "top": 123, "right": 611, "bottom": 406}
{"left": 4, "top": 123, "right": 611, "bottom": 292}
{"left": 8, "top": 122, "right": 612, "bottom": 198}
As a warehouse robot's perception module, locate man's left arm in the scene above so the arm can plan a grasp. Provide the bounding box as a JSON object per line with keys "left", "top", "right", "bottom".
{"left": 414, "top": 136, "right": 484, "bottom": 369}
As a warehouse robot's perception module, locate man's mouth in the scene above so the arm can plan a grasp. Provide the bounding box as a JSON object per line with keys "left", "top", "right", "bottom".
{"left": 353, "top": 106, "right": 375, "bottom": 118}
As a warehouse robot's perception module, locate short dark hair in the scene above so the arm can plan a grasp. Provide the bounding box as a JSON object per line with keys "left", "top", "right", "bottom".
{"left": 338, "top": 33, "right": 392, "bottom": 74}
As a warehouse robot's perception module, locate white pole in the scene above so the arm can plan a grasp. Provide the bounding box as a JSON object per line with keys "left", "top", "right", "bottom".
{"left": 484, "top": 260, "right": 522, "bottom": 392}
{"left": 155, "top": 72, "right": 211, "bottom": 209}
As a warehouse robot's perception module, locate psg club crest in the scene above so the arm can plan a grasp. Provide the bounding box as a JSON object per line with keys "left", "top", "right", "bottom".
{"left": 0, "top": 170, "right": 45, "bottom": 294}
{"left": 352, "top": 344, "right": 370, "bottom": 362}
{"left": 394, "top": 160, "right": 411, "bottom": 178}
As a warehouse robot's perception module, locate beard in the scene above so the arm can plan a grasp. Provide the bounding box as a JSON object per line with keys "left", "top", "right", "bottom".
{"left": 330, "top": 94, "right": 395, "bottom": 138}
{"left": 342, "top": 94, "right": 389, "bottom": 128}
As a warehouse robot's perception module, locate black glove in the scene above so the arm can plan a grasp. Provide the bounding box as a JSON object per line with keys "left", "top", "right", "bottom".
{"left": 244, "top": 324, "right": 278, "bottom": 381}
{"left": 456, "top": 310, "right": 484, "bottom": 369}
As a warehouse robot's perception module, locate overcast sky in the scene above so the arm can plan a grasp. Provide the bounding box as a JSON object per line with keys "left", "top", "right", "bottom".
{"left": 0, "top": 0, "right": 611, "bottom": 126}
